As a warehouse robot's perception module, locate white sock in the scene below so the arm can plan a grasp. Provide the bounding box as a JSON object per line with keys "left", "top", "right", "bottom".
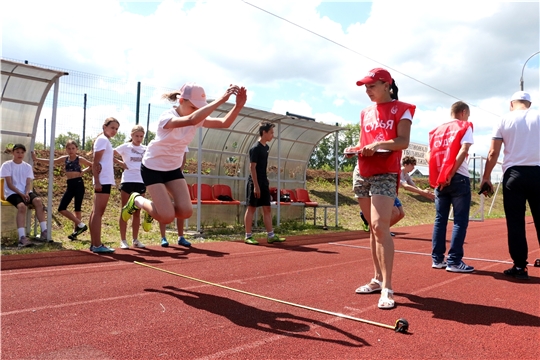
{"left": 134, "top": 196, "right": 145, "bottom": 209}
{"left": 78, "top": 222, "right": 86, "bottom": 228}
{"left": 18, "top": 228, "right": 25, "bottom": 239}
{"left": 40, "top": 221, "right": 47, "bottom": 232}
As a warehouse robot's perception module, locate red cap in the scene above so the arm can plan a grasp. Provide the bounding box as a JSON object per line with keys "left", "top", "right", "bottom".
{"left": 356, "top": 68, "right": 392, "bottom": 86}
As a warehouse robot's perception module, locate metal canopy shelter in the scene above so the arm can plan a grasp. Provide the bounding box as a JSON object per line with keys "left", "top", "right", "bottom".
{"left": 186, "top": 103, "right": 344, "bottom": 231}
{"left": 1, "top": 59, "right": 67, "bottom": 240}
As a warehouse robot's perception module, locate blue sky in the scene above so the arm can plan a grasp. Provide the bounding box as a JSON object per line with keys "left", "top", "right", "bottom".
{"left": 1, "top": 0, "right": 539, "bottom": 177}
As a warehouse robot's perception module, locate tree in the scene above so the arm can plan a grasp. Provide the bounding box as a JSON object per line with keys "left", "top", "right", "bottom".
{"left": 144, "top": 130, "right": 156, "bottom": 145}
{"left": 55, "top": 132, "right": 82, "bottom": 149}
{"left": 309, "top": 123, "right": 360, "bottom": 171}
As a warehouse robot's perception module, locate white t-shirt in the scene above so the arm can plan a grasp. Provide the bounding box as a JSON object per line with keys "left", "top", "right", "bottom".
{"left": 400, "top": 168, "right": 415, "bottom": 187}
{"left": 492, "top": 109, "right": 540, "bottom": 173}
{"left": 93, "top": 134, "right": 115, "bottom": 185}
{"left": 115, "top": 143, "right": 147, "bottom": 183}
{"left": 0, "top": 160, "right": 34, "bottom": 198}
{"left": 142, "top": 108, "right": 203, "bottom": 171}
{"left": 455, "top": 127, "right": 474, "bottom": 178}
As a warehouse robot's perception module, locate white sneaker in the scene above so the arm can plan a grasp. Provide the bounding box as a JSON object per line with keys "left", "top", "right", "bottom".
{"left": 120, "top": 240, "right": 129, "bottom": 249}
{"left": 133, "top": 239, "right": 145, "bottom": 248}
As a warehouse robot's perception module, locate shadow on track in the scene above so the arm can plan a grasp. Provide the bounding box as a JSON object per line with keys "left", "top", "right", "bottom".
{"left": 145, "top": 286, "right": 369, "bottom": 347}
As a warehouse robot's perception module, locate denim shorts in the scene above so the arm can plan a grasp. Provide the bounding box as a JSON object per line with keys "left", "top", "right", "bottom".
{"left": 353, "top": 167, "right": 398, "bottom": 199}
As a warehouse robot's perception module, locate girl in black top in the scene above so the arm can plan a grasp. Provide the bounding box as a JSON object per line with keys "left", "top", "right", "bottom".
{"left": 32, "top": 140, "right": 93, "bottom": 240}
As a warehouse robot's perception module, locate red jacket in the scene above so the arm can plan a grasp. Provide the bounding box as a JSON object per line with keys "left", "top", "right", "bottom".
{"left": 428, "top": 120, "right": 473, "bottom": 188}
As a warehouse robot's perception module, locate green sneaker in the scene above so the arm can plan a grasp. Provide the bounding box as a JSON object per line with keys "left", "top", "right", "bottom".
{"left": 362, "top": 222, "right": 370, "bottom": 232}
{"left": 244, "top": 236, "right": 259, "bottom": 245}
{"left": 142, "top": 211, "right": 153, "bottom": 232}
{"left": 122, "top": 192, "right": 140, "bottom": 222}
{"left": 267, "top": 235, "right": 286, "bottom": 244}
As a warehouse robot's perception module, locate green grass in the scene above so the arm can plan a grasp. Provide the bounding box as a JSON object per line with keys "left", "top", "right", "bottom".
{"left": 1, "top": 171, "right": 510, "bottom": 255}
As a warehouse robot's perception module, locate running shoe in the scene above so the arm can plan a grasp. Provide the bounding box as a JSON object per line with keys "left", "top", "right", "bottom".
{"left": 361, "top": 222, "right": 370, "bottom": 232}
{"left": 121, "top": 192, "right": 140, "bottom": 222}
{"left": 244, "top": 236, "right": 259, "bottom": 245}
{"left": 142, "top": 211, "right": 153, "bottom": 232}
{"left": 120, "top": 240, "right": 129, "bottom": 249}
{"left": 503, "top": 266, "right": 529, "bottom": 280}
{"left": 18, "top": 236, "right": 33, "bottom": 248}
{"left": 161, "top": 237, "right": 169, "bottom": 247}
{"left": 177, "top": 236, "right": 191, "bottom": 248}
{"left": 133, "top": 239, "right": 145, "bottom": 248}
{"left": 446, "top": 262, "right": 474, "bottom": 273}
{"left": 38, "top": 230, "right": 53, "bottom": 243}
{"left": 432, "top": 261, "right": 447, "bottom": 269}
{"left": 68, "top": 231, "right": 78, "bottom": 241}
{"left": 267, "top": 235, "right": 286, "bottom": 244}
{"left": 74, "top": 224, "right": 88, "bottom": 237}
{"left": 91, "top": 245, "right": 115, "bottom": 253}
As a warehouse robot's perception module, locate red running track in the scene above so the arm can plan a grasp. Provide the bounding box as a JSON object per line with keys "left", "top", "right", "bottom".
{"left": 2, "top": 218, "right": 539, "bottom": 359}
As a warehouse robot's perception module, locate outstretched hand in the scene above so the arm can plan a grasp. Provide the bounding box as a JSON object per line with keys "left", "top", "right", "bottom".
{"left": 220, "top": 85, "right": 241, "bottom": 102}
{"left": 235, "top": 86, "right": 247, "bottom": 108}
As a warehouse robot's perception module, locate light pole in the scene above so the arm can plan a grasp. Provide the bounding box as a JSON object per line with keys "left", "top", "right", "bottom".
{"left": 520, "top": 51, "right": 540, "bottom": 91}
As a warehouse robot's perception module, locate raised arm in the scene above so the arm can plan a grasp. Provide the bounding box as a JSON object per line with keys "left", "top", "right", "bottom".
{"left": 164, "top": 85, "right": 243, "bottom": 129}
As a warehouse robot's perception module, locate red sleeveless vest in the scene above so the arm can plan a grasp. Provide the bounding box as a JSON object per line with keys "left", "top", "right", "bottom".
{"left": 428, "top": 120, "right": 473, "bottom": 188}
{"left": 357, "top": 100, "right": 416, "bottom": 177}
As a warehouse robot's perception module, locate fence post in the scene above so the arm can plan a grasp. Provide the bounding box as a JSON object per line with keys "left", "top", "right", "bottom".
{"left": 136, "top": 82, "right": 141, "bottom": 125}
{"left": 82, "top": 93, "right": 87, "bottom": 149}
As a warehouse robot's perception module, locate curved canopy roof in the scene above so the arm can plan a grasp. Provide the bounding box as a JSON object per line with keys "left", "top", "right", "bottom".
{"left": 1, "top": 60, "right": 67, "bottom": 159}
{"left": 190, "top": 102, "right": 344, "bottom": 182}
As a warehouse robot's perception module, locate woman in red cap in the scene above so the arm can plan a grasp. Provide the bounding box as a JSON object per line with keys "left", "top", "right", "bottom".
{"left": 121, "top": 83, "right": 247, "bottom": 248}
{"left": 345, "top": 68, "right": 416, "bottom": 309}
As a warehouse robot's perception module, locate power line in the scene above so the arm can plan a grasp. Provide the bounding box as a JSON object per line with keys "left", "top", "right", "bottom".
{"left": 241, "top": 0, "right": 500, "bottom": 117}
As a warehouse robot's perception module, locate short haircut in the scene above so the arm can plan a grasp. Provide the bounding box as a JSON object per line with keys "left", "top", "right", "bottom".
{"left": 12, "top": 143, "right": 26, "bottom": 152}
{"left": 402, "top": 156, "right": 416, "bottom": 166}
{"left": 450, "top": 101, "right": 469, "bottom": 116}
{"left": 259, "top": 121, "right": 275, "bottom": 136}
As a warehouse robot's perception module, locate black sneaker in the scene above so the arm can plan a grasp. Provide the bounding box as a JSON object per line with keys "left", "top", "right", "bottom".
{"left": 503, "top": 266, "right": 529, "bottom": 280}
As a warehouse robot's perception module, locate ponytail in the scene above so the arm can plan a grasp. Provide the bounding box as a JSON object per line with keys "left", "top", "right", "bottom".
{"left": 390, "top": 80, "right": 399, "bottom": 100}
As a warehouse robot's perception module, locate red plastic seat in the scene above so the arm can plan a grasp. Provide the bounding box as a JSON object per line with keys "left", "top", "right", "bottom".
{"left": 192, "top": 184, "right": 221, "bottom": 204}
{"left": 212, "top": 184, "right": 241, "bottom": 205}
{"left": 295, "top": 188, "right": 318, "bottom": 207}
{"left": 282, "top": 189, "right": 298, "bottom": 203}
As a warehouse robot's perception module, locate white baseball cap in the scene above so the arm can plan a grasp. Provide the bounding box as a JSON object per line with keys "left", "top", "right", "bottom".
{"left": 510, "top": 91, "right": 531, "bottom": 102}
{"left": 179, "top": 83, "right": 208, "bottom": 109}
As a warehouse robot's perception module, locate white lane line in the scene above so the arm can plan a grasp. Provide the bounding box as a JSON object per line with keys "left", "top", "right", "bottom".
{"left": 328, "top": 242, "right": 522, "bottom": 265}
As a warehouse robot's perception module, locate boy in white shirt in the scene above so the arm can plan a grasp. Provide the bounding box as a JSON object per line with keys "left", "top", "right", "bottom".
{"left": 0, "top": 144, "right": 49, "bottom": 247}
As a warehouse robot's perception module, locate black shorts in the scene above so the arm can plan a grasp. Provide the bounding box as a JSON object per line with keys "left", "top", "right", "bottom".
{"left": 7, "top": 192, "right": 39, "bottom": 207}
{"left": 246, "top": 177, "right": 271, "bottom": 207}
{"left": 95, "top": 184, "right": 112, "bottom": 194}
{"left": 119, "top": 182, "right": 146, "bottom": 195}
{"left": 141, "top": 164, "right": 184, "bottom": 186}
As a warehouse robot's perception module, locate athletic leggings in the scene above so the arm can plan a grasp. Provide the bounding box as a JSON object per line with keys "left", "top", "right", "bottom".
{"left": 58, "top": 177, "right": 85, "bottom": 212}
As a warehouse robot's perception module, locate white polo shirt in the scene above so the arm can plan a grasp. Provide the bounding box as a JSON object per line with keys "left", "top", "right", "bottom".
{"left": 492, "top": 109, "right": 540, "bottom": 173}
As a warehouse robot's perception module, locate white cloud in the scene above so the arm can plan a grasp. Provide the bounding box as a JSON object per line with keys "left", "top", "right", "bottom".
{"left": 2, "top": 0, "right": 539, "bottom": 157}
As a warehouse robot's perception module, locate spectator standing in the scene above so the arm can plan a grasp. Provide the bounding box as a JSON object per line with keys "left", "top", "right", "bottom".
{"left": 243, "top": 122, "right": 286, "bottom": 245}
{"left": 481, "top": 91, "right": 540, "bottom": 279}
{"left": 89, "top": 117, "right": 120, "bottom": 253}
{"left": 32, "top": 140, "right": 92, "bottom": 240}
{"left": 428, "top": 101, "right": 474, "bottom": 272}
{"left": 114, "top": 125, "right": 147, "bottom": 249}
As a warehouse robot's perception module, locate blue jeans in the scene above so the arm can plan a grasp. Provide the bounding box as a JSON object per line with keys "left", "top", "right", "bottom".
{"left": 432, "top": 173, "right": 471, "bottom": 265}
